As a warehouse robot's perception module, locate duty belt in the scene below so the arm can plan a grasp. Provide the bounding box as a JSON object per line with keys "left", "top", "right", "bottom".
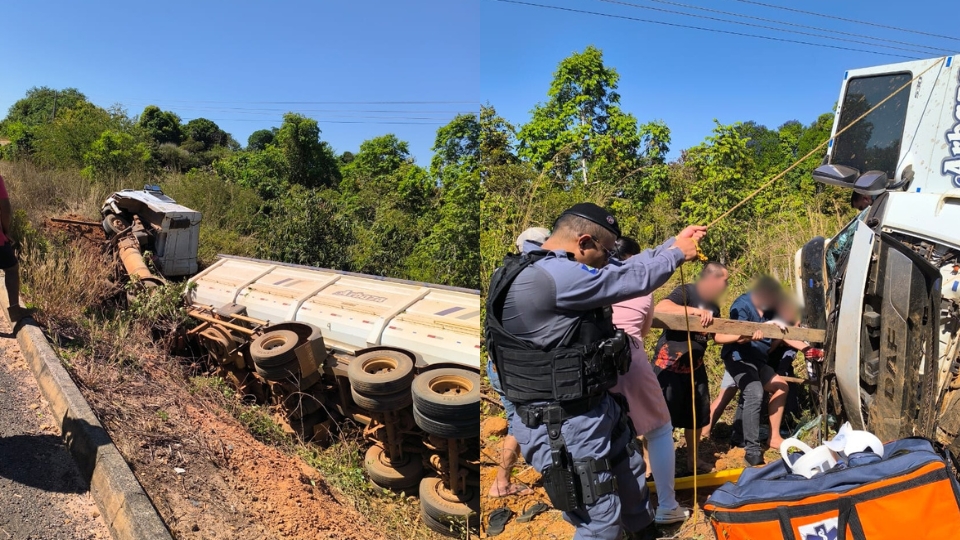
{"left": 518, "top": 393, "right": 635, "bottom": 511}
{"left": 515, "top": 395, "right": 605, "bottom": 430}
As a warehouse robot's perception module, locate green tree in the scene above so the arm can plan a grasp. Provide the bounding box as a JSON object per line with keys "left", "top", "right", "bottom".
{"left": 181, "top": 118, "right": 228, "bottom": 152}
{"left": 1, "top": 87, "right": 87, "bottom": 131}
{"left": 81, "top": 129, "right": 153, "bottom": 180}
{"left": 247, "top": 129, "right": 276, "bottom": 151}
{"left": 32, "top": 102, "right": 118, "bottom": 168}
{"left": 339, "top": 134, "right": 435, "bottom": 278}
{"left": 138, "top": 105, "right": 182, "bottom": 145}
{"left": 257, "top": 186, "right": 350, "bottom": 269}
{"left": 517, "top": 46, "right": 653, "bottom": 190}
{"left": 214, "top": 145, "right": 290, "bottom": 199}
{"left": 274, "top": 113, "right": 340, "bottom": 188}
{"left": 408, "top": 114, "right": 481, "bottom": 288}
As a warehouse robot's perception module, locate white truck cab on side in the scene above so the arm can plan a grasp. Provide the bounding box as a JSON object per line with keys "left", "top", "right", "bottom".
{"left": 796, "top": 55, "right": 960, "bottom": 450}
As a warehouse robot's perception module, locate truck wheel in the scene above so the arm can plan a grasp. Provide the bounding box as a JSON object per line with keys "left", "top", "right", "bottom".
{"left": 411, "top": 368, "right": 480, "bottom": 420}
{"left": 364, "top": 444, "right": 422, "bottom": 491}
{"left": 413, "top": 406, "right": 478, "bottom": 439}
{"left": 347, "top": 350, "right": 414, "bottom": 396}
{"left": 351, "top": 386, "right": 412, "bottom": 412}
{"left": 419, "top": 477, "right": 479, "bottom": 533}
{"left": 102, "top": 214, "right": 129, "bottom": 238}
{"left": 254, "top": 359, "right": 300, "bottom": 382}
{"left": 250, "top": 330, "right": 299, "bottom": 368}
{"left": 265, "top": 322, "right": 321, "bottom": 343}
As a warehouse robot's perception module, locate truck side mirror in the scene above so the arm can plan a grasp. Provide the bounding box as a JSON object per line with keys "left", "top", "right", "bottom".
{"left": 853, "top": 171, "right": 888, "bottom": 196}
{"left": 812, "top": 164, "right": 860, "bottom": 187}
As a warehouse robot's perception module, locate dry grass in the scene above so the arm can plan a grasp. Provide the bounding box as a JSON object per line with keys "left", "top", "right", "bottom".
{"left": 0, "top": 160, "right": 120, "bottom": 221}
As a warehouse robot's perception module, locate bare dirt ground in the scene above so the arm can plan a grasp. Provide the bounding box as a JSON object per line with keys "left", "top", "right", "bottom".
{"left": 480, "top": 391, "right": 786, "bottom": 540}
{"left": 0, "top": 315, "right": 110, "bottom": 540}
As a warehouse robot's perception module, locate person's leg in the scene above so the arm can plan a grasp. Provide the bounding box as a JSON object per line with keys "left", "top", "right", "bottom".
{"left": 520, "top": 396, "right": 647, "bottom": 540}
{"left": 4, "top": 262, "right": 18, "bottom": 308}
{"left": 728, "top": 361, "right": 764, "bottom": 464}
{"left": 762, "top": 367, "right": 789, "bottom": 450}
{"left": 703, "top": 385, "right": 737, "bottom": 439}
{"left": 610, "top": 421, "right": 655, "bottom": 537}
{"left": 486, "top": 361, "right": 531, "bottom": 497}
{"left": 643, "top": 423, "right": 676, "bottom": 510}
{"left": 489, "top": 434, "right": 533, "bottom": 497}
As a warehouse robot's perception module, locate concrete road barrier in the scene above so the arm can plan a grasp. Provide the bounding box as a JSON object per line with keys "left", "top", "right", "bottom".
{"left": 1, "top": 294, "right": 173, "bottom": 540}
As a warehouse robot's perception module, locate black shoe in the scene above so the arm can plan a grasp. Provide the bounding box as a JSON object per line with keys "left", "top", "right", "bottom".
{"left": 745, "top": 450, "right": 764, "bottom": 466}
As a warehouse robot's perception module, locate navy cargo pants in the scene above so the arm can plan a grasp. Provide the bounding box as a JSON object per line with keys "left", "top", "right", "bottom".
{"left": 511, "top": 394, "right": 654, "bottom": 539}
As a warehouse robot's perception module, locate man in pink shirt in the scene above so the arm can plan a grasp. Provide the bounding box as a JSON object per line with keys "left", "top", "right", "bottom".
{"left": 0, "top": 174, "right": 24, "bottom": 321}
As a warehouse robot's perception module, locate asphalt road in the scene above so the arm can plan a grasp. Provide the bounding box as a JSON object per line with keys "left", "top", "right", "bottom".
{"left": 0, "top": 321, "right": 109, "bottom": 540}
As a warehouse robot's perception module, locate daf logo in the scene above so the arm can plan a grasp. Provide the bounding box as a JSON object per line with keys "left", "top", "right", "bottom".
{"left": 943, "top": 66, "right": 960, "bottom": 188}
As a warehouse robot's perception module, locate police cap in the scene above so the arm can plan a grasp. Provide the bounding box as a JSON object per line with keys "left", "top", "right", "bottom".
{"left": 557, "top": 203, "right": 621, "bottom": 238}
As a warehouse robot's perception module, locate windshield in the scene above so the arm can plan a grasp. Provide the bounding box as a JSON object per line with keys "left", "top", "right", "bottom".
{"left": 825, "top": 209, "right": 870, "bottom": 280}
{"left": 831, "top": 72, "right": 911, "bottom": 180}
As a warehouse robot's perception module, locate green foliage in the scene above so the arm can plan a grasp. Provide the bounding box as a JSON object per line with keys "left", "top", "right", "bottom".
{"left": 275, "top": 113, "right": 340, "bottom": 188}
{"left": 138, "top": 105, "right": 182, "bottom": 145}
{"left": 32, "top": 102, "right": 118, "bottom": 169}
{"left": 181, "top": 117, "right": 227, "bottom": 152}
{"left": 408, "top": 114, "right": 481, "bottom": 289}
{"left": 247, "top": 128, "right": 276, "bottom": 151}
{"left": 2, "top": 85, "right": 479, "bottom": 289}
{"left": 125, "top": 281, "right": 191, "bottom": 329}
{"left": 214, "top": 145, "right": 289, "bottom": 199}
{"left": 517, "top": 45, "right": 664, "bottom": 198}
{"left": 81, "top": 129, "right": 153, "bottom": 181}
{"left": 0, "top": 121, "right": 34, "bottom": 160}
{"left": 1, "top": 87, "right": 87, "bottom": 131}
{"left": 257, "top": 185, "right": 350, "bottom": 269}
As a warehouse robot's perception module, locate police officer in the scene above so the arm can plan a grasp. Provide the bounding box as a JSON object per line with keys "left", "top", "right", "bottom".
{"left": 486, "top": 203, "right": 705, "bottom": 540}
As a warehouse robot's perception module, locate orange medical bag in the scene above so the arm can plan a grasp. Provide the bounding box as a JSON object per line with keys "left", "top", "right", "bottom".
{"left": 703, "top": 438, "right": 960, "bottom": 540}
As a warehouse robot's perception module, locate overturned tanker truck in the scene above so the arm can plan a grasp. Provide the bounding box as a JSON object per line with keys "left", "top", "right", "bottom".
{"left": 99, "top": 187, "right": 481, "bottom": 536}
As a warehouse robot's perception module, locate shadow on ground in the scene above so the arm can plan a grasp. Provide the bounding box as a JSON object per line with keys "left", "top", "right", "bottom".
{"left": 0, "top": 433, "right": 90, "bottom": 494}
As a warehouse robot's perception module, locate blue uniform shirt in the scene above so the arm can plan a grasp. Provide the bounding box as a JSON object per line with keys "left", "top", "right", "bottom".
{"left": 499, "top": 238, "right": 686, "bottom": 351}
{"left": 720, "top": 292, "right": 775, "bottom": 364}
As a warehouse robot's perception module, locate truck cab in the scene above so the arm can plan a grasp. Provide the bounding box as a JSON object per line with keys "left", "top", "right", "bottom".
{"left": 796, "top": 55, "right": 960, "bottom": 452}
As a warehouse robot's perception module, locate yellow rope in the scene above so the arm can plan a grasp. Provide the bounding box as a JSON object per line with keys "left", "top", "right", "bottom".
{"left": 672, "top": 57, "right": 946, "bottom": 527}
{"left": 677, "top": 263, "right": 700, "bottom": 522}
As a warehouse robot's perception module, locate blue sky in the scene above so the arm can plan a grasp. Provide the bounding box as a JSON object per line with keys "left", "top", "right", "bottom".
{"left": 481, "top": 0, "right": 960, "bottom": 159}
{"left": 0, "top": 0, "right": 479, "bottom": 164}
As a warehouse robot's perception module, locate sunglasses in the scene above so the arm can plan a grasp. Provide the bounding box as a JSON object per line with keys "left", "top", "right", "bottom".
{"left": 589, "top": 236, "right": 620, "bottom": 260}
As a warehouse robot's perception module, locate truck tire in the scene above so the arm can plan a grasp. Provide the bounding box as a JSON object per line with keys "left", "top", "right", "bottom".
{"left": 351, "top": 386, "right": 412, "bottom": 412}
{"left": 102, "top": 214, "right": 129, "bottom": 238}
{"left": 413, "top": 405, "right": 478, "bottom": 439}
{"left": 265, "top": 321, "right": 322, "bottom": 343}
{"left": 250, "top": 330, "right": 299, "bottom": 368}
{"left": 254, "top": 358, "right": 300, "bottom": 382}
{"left": 419, "top": 476, "right": 479, "bottom": 533}
{"left": 347, "top": 350, "right": 415, "bottom": 396}
{"left": 364, "top": 444, "right": 422, "bottom": 492}
{"left": 411, "top": 368, "right": 480, "bottom": 420}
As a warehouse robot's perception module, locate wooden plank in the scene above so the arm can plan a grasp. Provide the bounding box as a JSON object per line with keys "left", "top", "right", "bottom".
{"left": 651, "top": 311, "right": 826, "bottom": 343}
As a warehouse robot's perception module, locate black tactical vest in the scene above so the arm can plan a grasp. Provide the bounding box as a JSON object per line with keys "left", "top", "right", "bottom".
{"left": 484, "top": 251, "right": 630, "bottom": 405}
